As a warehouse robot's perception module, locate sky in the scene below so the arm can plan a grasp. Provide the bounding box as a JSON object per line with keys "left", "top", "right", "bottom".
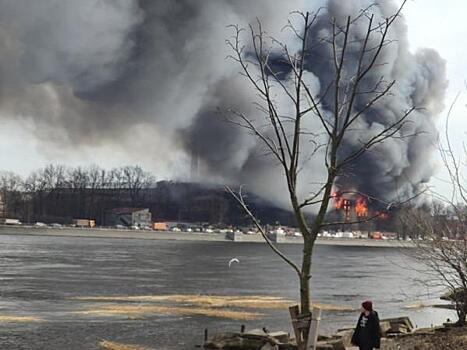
{"left": 400, "top": 0, "right": 467, "bottom": 197}
{"left": 0, "top": 0, "right": 465, "bottom": 198}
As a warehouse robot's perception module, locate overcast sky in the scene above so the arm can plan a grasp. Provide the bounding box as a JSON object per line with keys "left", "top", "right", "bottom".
{"left": 0, "top": 0, "right": 465, "bottom": 198}
{"left": 400, "top": 0, "right": 467, "bottom": 197}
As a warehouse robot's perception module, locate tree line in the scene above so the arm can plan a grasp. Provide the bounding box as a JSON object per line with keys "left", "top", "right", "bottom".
{"left": 0, "top": 164, "right": 299, "bottom": 226}
{"left": 0, "top": 164, "right": 156, "bottom": 223}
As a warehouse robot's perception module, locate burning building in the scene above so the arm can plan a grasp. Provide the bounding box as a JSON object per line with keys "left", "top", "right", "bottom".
{"left": 332, "top": 192, "right": 367, "bottom": 219}
{"left": 330, "top": 191, "right": 376, "bottom": 233}
{"left": 329, "top": 189, "right": 399, "bottom": 235}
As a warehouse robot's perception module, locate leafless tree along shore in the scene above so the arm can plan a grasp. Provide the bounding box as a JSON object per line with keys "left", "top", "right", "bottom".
{"left": 225, "top": 1, "right": 421, "bottom": 348}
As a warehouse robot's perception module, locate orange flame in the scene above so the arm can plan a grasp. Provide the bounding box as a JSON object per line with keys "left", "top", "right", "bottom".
{"left": 355, "top": 197, "right": 368, "bottom": 217}
{"left": 332, "top": 192, "right": 345, "bottom": 210}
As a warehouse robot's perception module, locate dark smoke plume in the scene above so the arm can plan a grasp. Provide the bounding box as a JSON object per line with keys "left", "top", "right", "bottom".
{"left": 0, "top": 0, "right": 446, "bottom": 209}
{"left": 302, "top": 0, "right": 447, "bottom": 204}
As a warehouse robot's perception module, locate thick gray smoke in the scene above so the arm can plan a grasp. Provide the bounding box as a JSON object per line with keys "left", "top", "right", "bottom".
{"left": 0, "top": 0, "right": 446, "bottom": 208}
{"left": 302, "top": 0, "right": 448, "bottom": 204}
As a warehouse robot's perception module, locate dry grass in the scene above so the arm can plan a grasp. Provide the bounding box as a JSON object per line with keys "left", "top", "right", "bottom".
{"left": 0, "top": 315, "right": 43, "bottom": 323}
{"left": 76, "top": 304, "right": 262, "bottom": 320}
{"left": 73, "top": 294, "right": 292, "bottom": 309}
{"left": 99, "top": 340, "right": 150, "bottom": 350}
{"left": 404, "top": 302, "right": 432, "bottom": 309}
{"left": 312, "top": 302, "right": 356, "bottom": 312}
{"left": 403, "top": 300, "right": 448, "bottom": 310}
{"left": 72, "top": 294, "right": 356, "bottom": 324}
{"left": 73, "top": 294, "right": 354, "bottom": 312}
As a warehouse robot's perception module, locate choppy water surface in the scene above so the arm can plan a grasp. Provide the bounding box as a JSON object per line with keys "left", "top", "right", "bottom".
{"left": 0, "top": 234, "right": 454, "bottom": 349}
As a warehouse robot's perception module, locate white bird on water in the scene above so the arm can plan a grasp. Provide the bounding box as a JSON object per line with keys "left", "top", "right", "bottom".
{"left": 228, "top": 258, "right": 240, "bottom": 268}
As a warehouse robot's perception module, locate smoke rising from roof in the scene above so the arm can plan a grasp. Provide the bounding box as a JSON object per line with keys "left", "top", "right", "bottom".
{"left": 0, "top": 0, "right": 446, "bottom": 208}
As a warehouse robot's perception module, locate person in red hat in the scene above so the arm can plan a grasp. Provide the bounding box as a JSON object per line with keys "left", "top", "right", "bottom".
{"left": 351, "top": 300, "right": 381, "bottom": 350}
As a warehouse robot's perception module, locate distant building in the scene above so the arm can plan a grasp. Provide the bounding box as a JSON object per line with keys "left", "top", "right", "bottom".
{"left": 105, "top": 208, "right": 152, "bottom": 228}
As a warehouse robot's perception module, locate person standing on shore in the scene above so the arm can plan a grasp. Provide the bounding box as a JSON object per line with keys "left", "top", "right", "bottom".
{"left": 351, "top": 300, "right": 382, "bottom": 350}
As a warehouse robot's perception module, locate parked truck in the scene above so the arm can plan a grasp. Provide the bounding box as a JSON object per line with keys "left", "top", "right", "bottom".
{"left": 153, "top": 222, "right": 168, "bottom": 231}
{"left": 72, "top": 219, "right": 96, "bottom": 228}
{"left": 0, "top": 218, "right": 22, "bottom": 225}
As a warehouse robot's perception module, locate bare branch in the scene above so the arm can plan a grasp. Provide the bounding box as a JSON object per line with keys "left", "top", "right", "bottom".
{"left": 226, "top": 186, "right": 302, "bottom": 276}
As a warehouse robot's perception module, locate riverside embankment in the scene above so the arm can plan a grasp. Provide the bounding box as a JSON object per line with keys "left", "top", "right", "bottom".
{"left": 0, "top": 225, "right": 410, "bottom": 247}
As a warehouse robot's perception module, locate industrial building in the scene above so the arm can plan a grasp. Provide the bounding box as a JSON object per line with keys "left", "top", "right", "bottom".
{"left": 105, "top": 208, "right": 152, "bottom": 228}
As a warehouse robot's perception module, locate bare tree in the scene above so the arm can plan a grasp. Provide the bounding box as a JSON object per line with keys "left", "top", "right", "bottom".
{"left": 24, "top": 169, "right": 47, "bottom": 218}
{"left": 87, "top": 165, "right": 105, "bottom": 219}
{"left": 122, "top": 165, "right": 156, "bottom": 206}
{"left": 2, "top": 164, "right": 160, "bottom": 224}
{"left": 401, "top": 95, "right": 467, "bottom": 326}
{"left": 66, "top": 166, "right": 90, "bottom": 218}
{"left": 402, "top": 205, "right": 467, "bottom": 325}
{"left": 42, "top": 164, "right": 66, "bottom": 216}
{"left": 226, "top": 2, "right": 413, "bottom": 347}
{"left": 0, "top": 171, "right": 24, "bottom": 218}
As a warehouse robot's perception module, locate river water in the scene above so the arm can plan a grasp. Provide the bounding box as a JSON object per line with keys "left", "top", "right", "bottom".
{"left": 0, "top": 234, "right": 455, "bottom": 349}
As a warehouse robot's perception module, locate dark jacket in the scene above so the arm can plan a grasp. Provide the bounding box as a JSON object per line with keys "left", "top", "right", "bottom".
{"left": 351, "top": 310, "right": 381, "bottom": 349}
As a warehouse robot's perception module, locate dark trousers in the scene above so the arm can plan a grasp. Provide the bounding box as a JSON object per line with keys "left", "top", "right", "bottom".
{"left": 359, "top": 346, "right": 374, "bottom": 350}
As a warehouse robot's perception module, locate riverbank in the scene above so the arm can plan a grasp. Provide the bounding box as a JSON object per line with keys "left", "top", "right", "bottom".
{"left": 91, "top": 323, "right": 467, "bottom": 350}
{"left": 200, "top": 316, "right": 467, "bottom": 350}
{"left": 0, "top": 225, "right": 410, "bottom": 247}
{"left": 281, "top": 319, "right": 467, "bottom": 350}
{"left": 329, "top": 319, "right": 467, "bottom": 350}
{"left": 383, "top": 324, "right": 467, "bottom": 349}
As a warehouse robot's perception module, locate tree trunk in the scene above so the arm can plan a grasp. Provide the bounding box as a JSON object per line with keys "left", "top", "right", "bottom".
{"left": 456, "top": 302, "right": 467, "bottom": 326}
{"left": 300, "top": 238, "right": 313, "bottom": 315}
{"left": 297, "top": 237, "right": 314, "bottom": 349}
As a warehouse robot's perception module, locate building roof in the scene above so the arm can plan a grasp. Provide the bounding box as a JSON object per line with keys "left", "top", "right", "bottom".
{"left": 108, "top": 207, "right": 148, "bottom": 215}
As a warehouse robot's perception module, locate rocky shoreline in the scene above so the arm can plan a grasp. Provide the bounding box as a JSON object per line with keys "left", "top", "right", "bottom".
{"left": 202, "top": 317, "right": 467, "bottom": 350}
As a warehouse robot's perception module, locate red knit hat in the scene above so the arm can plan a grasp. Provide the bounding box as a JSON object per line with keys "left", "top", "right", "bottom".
{"left": 362, "top": 300, "right": 373, "bottom": 311}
